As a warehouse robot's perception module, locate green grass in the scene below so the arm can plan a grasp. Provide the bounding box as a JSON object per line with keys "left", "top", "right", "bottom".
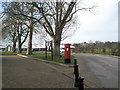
{"left": 0, "top": 51, "right": 18, "bottom": 54}
{"left": 1, "top": 51, "right": 74, "bottom": 64}
{"left": 21, "top": 52, "right": 74, "bottom": 65}
{"left": 77, "top": 49, "right": 119, "bottom": 56}
{"left": 0, "top": 51, "right": 74, "bottom": 64}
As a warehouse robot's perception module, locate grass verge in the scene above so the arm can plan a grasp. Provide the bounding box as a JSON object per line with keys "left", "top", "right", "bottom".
{"left": 0, "top": 51, "right": 18, "bottom": 54}
{"left": 21, "top": 52, "right": 74, "bottom": 65}
{"left": 1, "top": 51, "right": 74, "bottom": 65}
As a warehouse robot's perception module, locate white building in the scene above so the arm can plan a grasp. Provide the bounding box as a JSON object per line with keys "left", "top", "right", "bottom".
{"left": 0, "top": 45, "right": 12, "bottom": 52}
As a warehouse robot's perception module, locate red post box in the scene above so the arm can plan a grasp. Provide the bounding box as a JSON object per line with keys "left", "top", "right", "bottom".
{"left": 64, "top": 44, "right": 71, "bottom": 63}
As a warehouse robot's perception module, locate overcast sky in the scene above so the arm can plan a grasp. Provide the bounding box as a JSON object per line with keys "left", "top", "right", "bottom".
{"left": 0, "top": 0, "right": 119, "bottom": 47}
{"left": 62, "top": 0, "right": 119, "bottom": 44}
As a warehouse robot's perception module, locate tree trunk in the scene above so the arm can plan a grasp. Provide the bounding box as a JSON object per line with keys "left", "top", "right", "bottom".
{"left": 26, "top": 5, "right": 34, "bottom": 55}
{"left": 12, "top": 36, "right": 17, "bottom": 52}
{"left": 18, "top": 44, "right": 22, "bottom": 53}
{"left": 18, "top": 36, "right": 22, "bottom": 53}
{"left": 26, "top": 19, "right": 33, "bottom": 55}
{"left": 53, "top": 35, "right": 61, "bottom": 56}
{"left": 12, "top": 42, "right": 16, "bottom": 52}
{"left": 26, "top": 30, "right": 33, "bottom": 55}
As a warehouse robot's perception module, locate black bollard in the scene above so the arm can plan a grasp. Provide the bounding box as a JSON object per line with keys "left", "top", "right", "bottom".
{"left": 74, "top": 58, "right": 84, "bottom": 90}
{"left": 74, "top": 59, "right": 77, "bottom": 74}
{"left": 74, "top": 59, "right": 79, "bottom": 87}
{"left": 74, "top": 58, "right": 77, "bottom": 65}
{"left": 74, "top": 65, "right": 79, "bottom": 87}
{"left": 78, "top": 77, "right": 84, "bottom": 90}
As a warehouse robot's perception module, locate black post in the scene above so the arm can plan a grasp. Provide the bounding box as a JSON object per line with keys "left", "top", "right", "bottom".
{"left": 74, "top": 58, "right": 84, "bottom": 90}
{"left": 74, "top": 59, "right": 77, "bottom": 66}
{"left": 78, "top": 77, "right": 84, "bottom": 90}
{"left": 74, "top": 65, "right": 79, "bottom": 87}
{"left": 45, "top": 41, "right": 47, "bottom": 59}
{"left": 51, "top": 40, "right": 53, "bottom": 60}
{"left": 74, "top": 59, "right": 77, "bottom": 74}
{"left": 74, "top": 59, "right": 79, "bottom": 87}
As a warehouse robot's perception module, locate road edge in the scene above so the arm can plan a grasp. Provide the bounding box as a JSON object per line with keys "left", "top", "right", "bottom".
{"left": 17, "top": 54, "right": 74, "bottom": 68}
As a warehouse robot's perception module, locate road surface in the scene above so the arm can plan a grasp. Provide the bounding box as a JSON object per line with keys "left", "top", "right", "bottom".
{"left": 1, "top": 54, "right": 119, "bottom": 88}
{"left": 73, "top": 53, "right": 118, "bottom": 88}
{"left": 0, "top": 54, "right": 2, "bottom": 89}
{"left": 2, "top": 55, "right": 75, "bottom": 88}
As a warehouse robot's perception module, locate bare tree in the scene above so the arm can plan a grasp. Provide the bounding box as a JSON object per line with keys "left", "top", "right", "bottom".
{"left": 31, "top": 1, "right": 93, "bottom": 56}
{"left": 2, "top": 2, "right": 29, "bottom": 53}
{"left": 14, "top": 2, "right": 35, "bottom": 54}
{"left": 2, "top": 1, "right": 94, "bottom": 56}
{"left": 8, "top": 2, "right": 47, "bottom": 54}
{"left": 2, "top": 19, "right": 17, "bottom": 52}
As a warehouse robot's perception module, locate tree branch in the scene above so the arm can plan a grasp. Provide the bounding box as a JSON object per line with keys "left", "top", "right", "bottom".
{"left": 21, "top": 30, "right": 29, "bottom": 46}
{"left": 66, "top": 6, "right": 95, "bottom": 23}
{"left": 60, "top": 2, "right": 76, "bottom": 28}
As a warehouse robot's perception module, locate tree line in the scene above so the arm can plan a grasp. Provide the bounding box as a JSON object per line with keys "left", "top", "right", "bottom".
{"left": 0, "top": 1, "right": 93, "bottom": 56}
{"left": 73, "top": 41, "right": 120, "bottom": 56}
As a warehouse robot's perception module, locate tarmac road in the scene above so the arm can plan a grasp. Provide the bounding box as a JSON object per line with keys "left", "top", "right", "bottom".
{"left": 2, "top": 54, "right": 119, "bottom": 88}
{"left": 73, "top": 53, "right": 118, "bottom": 88}
{"left": 2, "top": 55, "right": 75, "bottom": 88}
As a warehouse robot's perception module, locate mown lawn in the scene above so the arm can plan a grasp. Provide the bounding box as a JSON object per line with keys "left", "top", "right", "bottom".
{"left": 21, "top": 52, "right": 74, "bottom": 64}
{"left": 1, "top": 51, "right": 74, "bottom": 64}
{"left": 1, "top": 51, "right": 18, "bottom": 54}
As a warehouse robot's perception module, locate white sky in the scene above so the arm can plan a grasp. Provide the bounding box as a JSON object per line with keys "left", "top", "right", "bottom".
{"left": 62, "top": 0, "right": 119, "bottom": 44}
{"left": 0, "top": 0, "right": 119, "bottom": 47}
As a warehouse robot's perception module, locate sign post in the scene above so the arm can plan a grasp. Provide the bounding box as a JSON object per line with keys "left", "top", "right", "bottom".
{"left": 45, "top": 40, "right": 53, "bottom": 60}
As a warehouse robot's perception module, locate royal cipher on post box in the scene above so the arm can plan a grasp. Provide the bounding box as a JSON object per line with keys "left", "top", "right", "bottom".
{"left": 64, "top": 44, "right": 71, "bottom": 63}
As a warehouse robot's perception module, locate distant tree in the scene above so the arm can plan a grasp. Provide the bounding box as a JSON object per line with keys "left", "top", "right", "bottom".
{"left": 2, "top": 2, "right": 30, "bottom": 53}
{"left": 102, "top": 48, "right": 106, "bottom": 53}
{"left": 2, "top": 20, "right": 17, "bottom": 52}
{"left": 118, "top": 42, "right": 120, "bottom": 56}
{"left": 13, "top": 2, "right": 45, "bottom": 55}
